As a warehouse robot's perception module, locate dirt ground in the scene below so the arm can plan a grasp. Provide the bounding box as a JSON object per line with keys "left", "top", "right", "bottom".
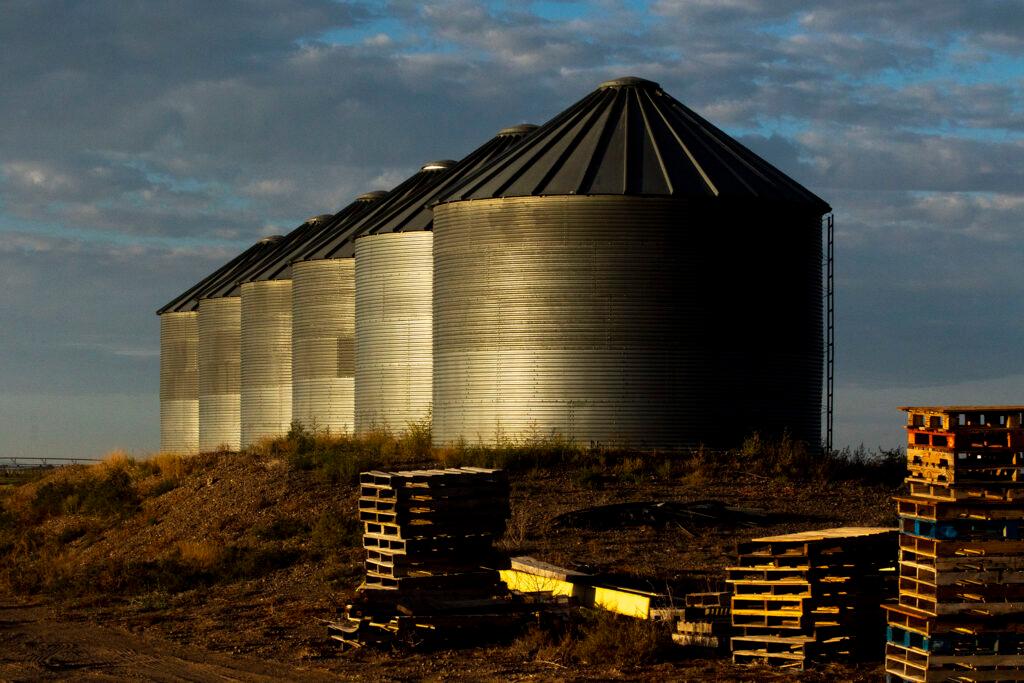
{"left": 0, "top": 451, "right": 898, "bottom": 681}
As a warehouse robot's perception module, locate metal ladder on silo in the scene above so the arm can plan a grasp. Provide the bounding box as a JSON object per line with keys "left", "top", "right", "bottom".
{"left": 826, "top": 214, "right": 835, "bottom": 454}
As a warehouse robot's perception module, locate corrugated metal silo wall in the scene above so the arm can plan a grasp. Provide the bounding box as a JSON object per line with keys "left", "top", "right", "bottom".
{"left": 159, "top": 311, "right": 199, "bottom": 453}
{"left": 198, "top": 297, "right": 241, "bottom": 451}
{"left": 432, "top": 196, "right": 822, "bottom": 448}
{"left": 354, "top": 232, "right": 433, "bottom": 433}
{"left": 240, "top": 280, "right": 292, "bottom": 446}
{"left": 291, "top": 259, "right": 355, "bottom": 433}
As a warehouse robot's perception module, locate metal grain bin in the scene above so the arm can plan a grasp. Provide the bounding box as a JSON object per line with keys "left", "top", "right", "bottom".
{"left": 346, "top": 126, "right": 538, "bottom": 434}
{"left": 354, "top": 231, "right": 433, "bottom": 432}
{"left": 197, "top": 296, "right": 242, "bottom": 451}
{"left": 159, "top": 311, "right": 198, "bottom": 453}
{"left": 158, "top": 235, "right": 284, "bottom": 452}
{"left": 432, "top": 77, "right": 830, "bottom": 449}
{"left": 292, "top": 258, "right": 355, "bottom": 432}
{"left": 240, "top": 279, "right": 292, "bottom": 446}
{"left": 288, "top": 193, "right": 387, "bottom": 433}
{"left": 157, "top": 236, "right": 285, "bottom": 453}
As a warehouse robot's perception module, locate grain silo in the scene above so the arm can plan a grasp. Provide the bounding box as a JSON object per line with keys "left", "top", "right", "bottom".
{"left": 238, "top": 213, "right": 348, "bottom": 447}
{"left": 289, "top": 192, "right": 387, "bottom": 433}
{"left": 432, "top": 77, "right": 831, "bottom": 449}
{"left": 157, "top": 311, "right": 198, "bottom": 453}
{"left": 194, "top": 236, "right": 284, "bottom": 451}
{"left": 352, "top": 125, "right": 537, "bottom": 434}
{"left": 292, "top": 160, "right": 456, "bottom": 435}
{"left": 157, "top": 236, "right": 285, "bottom": 453}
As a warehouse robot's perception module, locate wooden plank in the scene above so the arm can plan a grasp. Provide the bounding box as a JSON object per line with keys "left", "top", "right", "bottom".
{"left": 592, "top": 585, "right": 656, "bottom": 619}
{"left": 748, "top": 527, "right": 897, "bottom": 544}
{"left": 499, "top": 568, "right": 587, "bottom": 600}
{"left": 508, "top": 556, "right": 589, "bottom": 582}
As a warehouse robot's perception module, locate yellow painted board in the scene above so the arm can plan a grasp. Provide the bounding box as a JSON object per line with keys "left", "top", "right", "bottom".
{"left": 500, "top": 569, "right": 585, "bottom": 598}
{"left": 592, "top": 585, "right": 652, "bottom": 618}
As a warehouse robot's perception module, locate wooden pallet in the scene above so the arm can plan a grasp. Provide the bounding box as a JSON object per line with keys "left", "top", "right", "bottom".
{"left": 358, "top": 507, "right": 509, "bottom": 528}
{"left": 902, "top": 406, "right": 1024, "bottom": 429}
{"left": 359, "top": 467, "right": 507, "bottom": 489}
{"left": 364, "top": 556, "right": 492, "bottom": 579}
{"left": 685, "top": 591, "right": 730, "bottom": 608}
{"left": 885, "top": 641, "right": 1024, "bottom": 682}
{"left": 884, "top": 603, "right": 1024, "bottom": 638}
{"left": 899, "top": 535, "right": 1024, "bottom": 558}
{"left": 906, "top": 450, "right": 1024, "bottom": 486}
{"left": 906, "top": 479, "right": 1024, "bottom": 503}
{"left": 360, "top": 570, "right": 503, "bottom": 592}
{"left": 899, "top": 557, "right": 1024, "bottom": 586}
{"left": 896, "top": 496, "right": 1024, "bottom": 522}
{"left": 888, "top": 624, "right": 1024, "bottom": 656}
{"left": 906, "top": 429, "right": 1024, "bottom": 451}
{"left": 362, "top": 531, "right": 495, "bottom": 555}
{"left": 898, "top": 587, "right": 1024, "bottom": 617}
{"left": 736, "top": 527, "right": 897, "bottom": 559}
{"left": 899, "top": 516, "right": 1023, "bottom": 541}
{"left": 359, "top": 481, "right": 509, "bottom": 501}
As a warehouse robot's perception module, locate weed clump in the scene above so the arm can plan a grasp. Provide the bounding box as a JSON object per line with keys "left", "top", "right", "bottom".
{"left": 514, "top": 610, "right": 673, "bottom": 668}
{"left": 272, "top": 421, "right": 430, "bottom": 484}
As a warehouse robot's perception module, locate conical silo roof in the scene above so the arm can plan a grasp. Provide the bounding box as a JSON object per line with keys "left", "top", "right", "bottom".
{"left": 362, "top": 124, "right": 537, "bottom": 236}
{"left": 439, "top": 76, "right": 830, "bottom": 215}
{"left": 194, "top": 235, "right": 285, "bottom": 301}
{"left": 294, "top": 161, "right": 458, "bottom": 262}
{"left": 156, "top": 235, "right": 284, "bottom": 314}
{"left": 243, "top": 192, "right": 387, "bottom": 283}
{"left": 293, "top": 124, "right": 536, "bottom": 261}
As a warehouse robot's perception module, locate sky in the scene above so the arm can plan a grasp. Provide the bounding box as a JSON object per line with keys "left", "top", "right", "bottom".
{"left": 1, "top": 0, "right": 1023, "bottom": 459}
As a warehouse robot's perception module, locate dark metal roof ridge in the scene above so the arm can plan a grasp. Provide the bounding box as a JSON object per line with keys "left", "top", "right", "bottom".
{"left": 433, "top": 76, "right": 831, "bottom": 214}
{"left": 156, "top": 235, "right": 283, "bottom": 313}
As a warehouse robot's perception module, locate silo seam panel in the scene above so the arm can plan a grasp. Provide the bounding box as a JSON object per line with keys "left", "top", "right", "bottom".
{"left": 355, "top": 232, "right": 433, "bottom": 434}
{"left": 198, "top": 297, "right": 241, "bottom": 451}
{"left": 159, "top": 311, "right": 199, "bottom": 453}
{"left": 241, "top": 281, "right": 292, "bottom": 446}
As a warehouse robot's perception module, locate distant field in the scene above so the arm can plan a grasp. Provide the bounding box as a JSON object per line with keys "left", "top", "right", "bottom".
{"left": 0, "top": 465, "right": 54, "bottom": 488}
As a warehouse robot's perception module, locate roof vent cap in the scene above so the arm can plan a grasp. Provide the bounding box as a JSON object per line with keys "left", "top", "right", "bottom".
{"left": 497, "top": 123, "right": 538, "bottom": 137}
{"left": 421, "top": 160, "right": 457, "bottom": 171}
{"left": 305, "top": 214, "right": 333, "bottom": 225}
{"left": 598, "top": 76, "right": 660, "bottom": 90}
{"left": 257, "top": 235, "right": 284, "bottom": 244}
{"left": 357, "top": 190, "right": 388, "bottom": 201}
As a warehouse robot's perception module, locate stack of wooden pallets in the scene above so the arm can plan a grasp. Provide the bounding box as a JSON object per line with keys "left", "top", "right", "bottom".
{"left": 886, "top": 406, "right": 1024, "bottom": 682}
{"left": 328, "top": 467, "right": 516, "bottom": 648}
{"left": 671, "top": 591, "right": 731, "bottom": 650}
{"left": 727, "top": 527, "right": 897, "bottom": 671}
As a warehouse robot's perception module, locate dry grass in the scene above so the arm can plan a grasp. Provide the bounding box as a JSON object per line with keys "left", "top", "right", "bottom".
{"left": 513, "top": 609, "right": 673, "bottom": 668}
{"left": 176, "top": 540, "right": 224, "bottom": 570}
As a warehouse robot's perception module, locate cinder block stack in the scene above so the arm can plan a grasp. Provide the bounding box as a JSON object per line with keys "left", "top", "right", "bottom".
{"left": 728, "top": 527, "right": 897, "bottom": 671}
{"left": 329, "top": 467, "right": 516, "bottom": 647}
{"left": 885, "top": 406, "right": 1024, "bottom": 682}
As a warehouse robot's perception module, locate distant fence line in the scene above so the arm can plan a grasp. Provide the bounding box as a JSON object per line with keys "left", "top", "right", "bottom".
{"left": 0, "top": 456, "right": 102, "bottom": 470}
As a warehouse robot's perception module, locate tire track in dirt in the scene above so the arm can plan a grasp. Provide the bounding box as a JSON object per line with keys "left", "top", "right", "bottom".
{"left": 0, "top": 600, "right": 339, "bottom": 681}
